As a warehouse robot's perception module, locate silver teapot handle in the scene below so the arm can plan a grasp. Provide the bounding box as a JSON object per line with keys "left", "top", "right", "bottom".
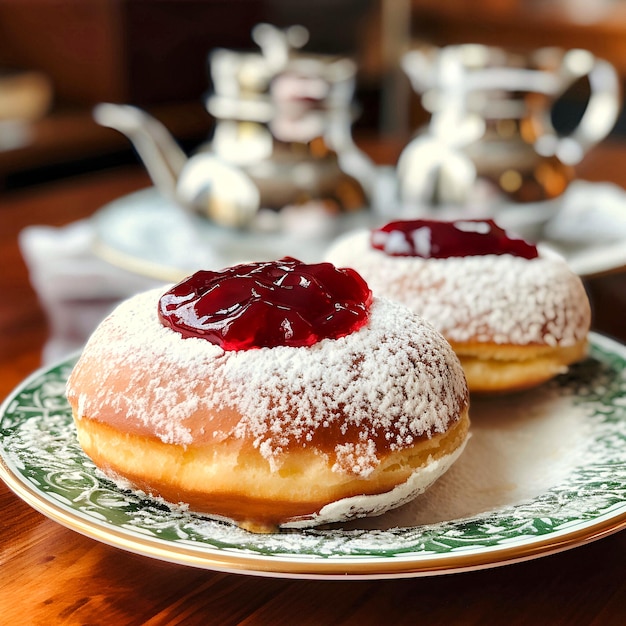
{"left": 535, "top": 49, "right": 621, "bottom": 165}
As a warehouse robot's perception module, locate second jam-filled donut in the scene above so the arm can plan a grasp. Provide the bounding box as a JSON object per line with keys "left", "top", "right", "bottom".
{"left": 325, "top": 219, "right": 591, "bottom": 393}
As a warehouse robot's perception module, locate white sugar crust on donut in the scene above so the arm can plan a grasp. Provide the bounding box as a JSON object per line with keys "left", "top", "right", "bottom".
{"left": 325, "top": 229, "right": 591, "bottom": 392}
{"left": 281, "top": 426, "right": 469, "bottom": 529}
{"left": 66, "top": 288, "right": 469, "bottom": 531}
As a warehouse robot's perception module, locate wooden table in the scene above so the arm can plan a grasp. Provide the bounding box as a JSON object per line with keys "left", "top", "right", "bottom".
{"left": 1, "top": 149, "right": 626, "bottom": 624}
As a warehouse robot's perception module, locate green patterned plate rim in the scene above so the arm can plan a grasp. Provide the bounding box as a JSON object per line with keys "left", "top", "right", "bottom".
{"left": 1, "top": 332, "right": 626, "bottom": 579}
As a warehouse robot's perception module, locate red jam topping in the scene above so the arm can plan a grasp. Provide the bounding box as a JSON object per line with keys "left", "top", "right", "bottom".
{"left": 371, "top": 219, "right": 538, "bottom": 259}
{"left": 158, "top": 257, "right": 372, "bottom": 350}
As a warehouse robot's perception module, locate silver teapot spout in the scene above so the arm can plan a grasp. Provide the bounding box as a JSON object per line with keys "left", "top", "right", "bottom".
{"left": 93, "top": 103, "right": 187, "bottom": 204}
{"left": 93, "top": 103, "right": 260, "bottom": 228}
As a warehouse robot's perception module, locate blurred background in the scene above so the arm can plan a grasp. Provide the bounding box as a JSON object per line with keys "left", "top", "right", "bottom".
{"left": 0, "top": 0, "right": 376, "bottom": 189}
{"left": 2, "top": 0, "right": 626, "bottom": 190}
{"left": 2, "top": 0, "right": 626, "bottom": 365}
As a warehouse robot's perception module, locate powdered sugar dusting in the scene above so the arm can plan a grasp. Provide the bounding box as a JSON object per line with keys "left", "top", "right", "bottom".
{"left": 333, "top": 440, "right": 378, "bottom": 477}
{"left": 326, "top": 230, "right": 590, "bottom": 346}
{"left": 67, "top": 289, "right": 468, "bottom": 476}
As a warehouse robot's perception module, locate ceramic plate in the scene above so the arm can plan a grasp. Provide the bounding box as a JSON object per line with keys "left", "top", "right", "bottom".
{"left": 2, "top": 333, "right": 626, "bottom": 579}
{"left": 92, "top": 180, "right": 626, "bottom": 283}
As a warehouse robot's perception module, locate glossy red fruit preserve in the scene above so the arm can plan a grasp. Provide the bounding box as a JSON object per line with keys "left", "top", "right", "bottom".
{"left": 370, "top": 219, "right": 538, "bottom": 259}
{"left": 158, "top": 257, "right": 373, "bottom": 350}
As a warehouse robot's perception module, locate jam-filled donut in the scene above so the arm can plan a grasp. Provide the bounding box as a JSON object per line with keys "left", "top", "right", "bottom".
{"left": 66, "top": 257, "right": 469, "bottom": 532}
{"left": 325, "top": 220, "right": 591, "bottom": 393}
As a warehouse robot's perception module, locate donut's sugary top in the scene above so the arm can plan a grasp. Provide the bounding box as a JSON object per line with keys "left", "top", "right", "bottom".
{"left": 325, "top": 229, "right": 591, "bottom": 347}
{"left": 67, "top": 289, "right": 468, "bottom": 478}
{"left": 371, "top": 219, "right": 538, "bottom": 259}
{"left": 158, "top": 257, "right": 372, "bottom": 350}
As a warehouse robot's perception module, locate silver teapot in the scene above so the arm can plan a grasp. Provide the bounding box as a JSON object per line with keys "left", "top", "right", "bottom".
{"left": 398, "top": 44, "right": 621, "bottom": 211}
{"left": 94, "top": 24, "right": 373, "bottom": 232}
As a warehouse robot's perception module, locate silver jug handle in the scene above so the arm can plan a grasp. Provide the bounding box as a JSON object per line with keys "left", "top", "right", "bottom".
{"left": 535, "top": 49, "right": 621, "bottom": 165}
